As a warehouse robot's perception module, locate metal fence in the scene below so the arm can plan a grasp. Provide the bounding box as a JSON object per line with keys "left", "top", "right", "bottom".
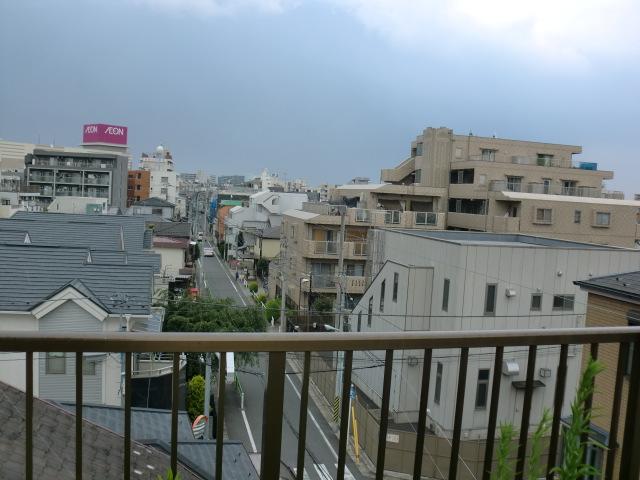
{"left": 2, "top": 327, "right": 640, "bottom": 479}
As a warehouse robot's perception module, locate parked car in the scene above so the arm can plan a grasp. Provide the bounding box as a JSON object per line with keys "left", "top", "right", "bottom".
{"left": 203, "top": 247, "right": 214, "bottom": 257}
{"left": 197, "top": 231, "right": 204, "bottom": 240}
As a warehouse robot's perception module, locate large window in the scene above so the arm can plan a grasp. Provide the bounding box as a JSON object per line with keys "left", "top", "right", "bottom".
{"left": 434, "top": 362, "right": 443, "bottom": 405}
{"left": 442, "top": 278, "right": 450, "bottom": 311}
{"left": 475, "top": 369, "right": 490, "bottom": 409}
{"left": 392, "top": 273, "right": 399, "bottom": 302}
{"left": 484, "top": 284, "right": 497, "bottom": 315}
{"left": 46, "top": 352, "right": 66, "bottom": 374}
{"left": 367, "top": 297, "right": 373, "bottom": 327}
{"left": 380, "top": 280, "right": 386, "bottom": 312}
{"left": 552, "top": 295, "right": 575, "bottom": 311}
{"left": 481, "top": 149, "right": 496, "bottom": 162}
{"left": 449, "top": 169, "right": 474, "bottom": 184}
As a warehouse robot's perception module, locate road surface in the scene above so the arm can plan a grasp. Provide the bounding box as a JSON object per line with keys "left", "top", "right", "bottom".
{"left": 199, "top": 242, "right": 366, "bottom": 479}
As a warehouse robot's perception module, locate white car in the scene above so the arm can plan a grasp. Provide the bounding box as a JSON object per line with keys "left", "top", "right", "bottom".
{"left": 197, "top": 232, "right": 204, "bottom": 241}
{"left": 203, "top": 247, "right": 214, "bottom": 257}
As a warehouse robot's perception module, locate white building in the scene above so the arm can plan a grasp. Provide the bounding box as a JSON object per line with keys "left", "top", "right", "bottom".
{"left": 224, "top": 190, "right": 307, "bottom": 261}
{"left": 139, "top": 145, "right": 177, "bottom": 205}
{"left": 348, "top": 230, "right": 640, "bottom": 439}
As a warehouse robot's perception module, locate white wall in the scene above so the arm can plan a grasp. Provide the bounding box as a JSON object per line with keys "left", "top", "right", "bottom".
{"left": 0, "top": 313, "right": 38, "bottom": 392}
{"left": 350, "top": 230, "right": 640, "bottom": 438}
{"left": 154, "top": 247, "right": 185, "bottom": 278}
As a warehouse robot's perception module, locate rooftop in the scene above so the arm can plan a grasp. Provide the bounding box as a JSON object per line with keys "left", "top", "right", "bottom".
{"left": 388, "top": 229, "right": 628, "bottom": 250}
{"left": 133, "top": 197, "right": 175, "bottom": 208}
{"left": 575, "top": 271, "right": 640, "bottom": 303}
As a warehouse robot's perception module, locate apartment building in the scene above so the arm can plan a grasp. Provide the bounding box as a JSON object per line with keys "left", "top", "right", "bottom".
{"left": 24, "top": 146, "right": 128, "bottom": 210}
{"left": 341, "top": 229, "right": 640, "bottom": 477}
{"left": 127, "top": 169, "right": 151, "bottom": 206}
{"left": 574, "top": 271, "right": 640, "bottom": 478}
{"left": 139, "top": 146, "right": 177, "bottom": 205}
{"left": 377, "top": 126, "right": 640, "bottom": 247}
{"left": 272, "top": 202, "right": 446, "bottom": 310}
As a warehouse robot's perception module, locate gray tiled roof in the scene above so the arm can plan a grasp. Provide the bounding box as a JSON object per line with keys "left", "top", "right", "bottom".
{"left": 57, "top": 403, "right": 194, "bottom": 442}
{"left": 90, "top": 250, "right": 161, "bottom": 274}
{"left": 133, "top": 197, "right": 176, "bottom": 208}
{"left": 150, "top": 440, "right": 259, "bottom": 480}
{"left": 257, "top": 226, "right": 281, "bottom": 239}
{"left": 10, "top": 211, "right": 147, "bottom": 252}
{"left": 152, "top": 222, "right": 192, "bottom": 238}
{"left": 0, "top": 220, "right": 124, "bottom": 250}
{"left": 0, "top": 244, "right": 152, "bottom": 314}
{"left": 575, "top": 271, "right": 640, "bottom": 302}
{"left": 0, "top": 382, "right": 201, "bottom": 480}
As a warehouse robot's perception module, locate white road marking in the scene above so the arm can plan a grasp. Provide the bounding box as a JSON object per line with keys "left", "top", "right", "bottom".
{"left": 212, "top": 250, "right": 247, "bottom": 306}
{"left": 285, "top": 374, "right": 338, "bottom": 460}
{"left": 335, "top": 464, "right": 355, "bottom": 479}
{"left": 241, "top": 408, "right": 258, "bottom": 453}
{"left": 314, "top": 464, "right": 332, "bottom": 479}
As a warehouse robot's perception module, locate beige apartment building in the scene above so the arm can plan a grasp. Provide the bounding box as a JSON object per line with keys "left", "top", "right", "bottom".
{"left": 377, "top": 126, "right": 639, "bottom": 246}
{"left": 272, "top": 126, "right": 640, "bottom": 311}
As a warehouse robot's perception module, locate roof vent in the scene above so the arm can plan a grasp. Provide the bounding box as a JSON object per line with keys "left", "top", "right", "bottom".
{"left": 23, "top": 233, "right": 31, "bottom": 245}
{"left": 86, "top": 251, "right": 93, "bottom": 264}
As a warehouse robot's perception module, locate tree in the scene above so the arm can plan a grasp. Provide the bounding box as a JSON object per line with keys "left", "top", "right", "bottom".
{"left": 192, "top": 243, "right": 200, "bottom": 261}
{"left": 264, "top": 298, "right": 281, "bottom": 324}
{"left": 256, "top": 258, "right": 270, "bottom": 278}
{"left": 186, "top": 374, "right": 205, "bottom": 421}
{"left": 312, "top": 296, "right": 333, "bottom": 313}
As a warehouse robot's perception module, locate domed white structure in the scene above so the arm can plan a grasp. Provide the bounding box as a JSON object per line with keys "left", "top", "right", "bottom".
{"left": 156, "top": 144, "right": 165, "bottom": 155}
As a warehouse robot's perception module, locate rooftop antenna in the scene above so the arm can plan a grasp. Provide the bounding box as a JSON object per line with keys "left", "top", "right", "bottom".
{"left": 492, "top": 132, "right": 497, "bottom": 138}
{"left": 468, "top": 130, "right": 473, "bottom": 136}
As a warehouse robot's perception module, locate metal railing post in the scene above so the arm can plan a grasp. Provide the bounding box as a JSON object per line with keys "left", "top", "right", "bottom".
{"left": 260, "top": 351, "right": 286, "bottom": 479}
{"left": 620, "top": 341, "right": 640, "bottom": 478}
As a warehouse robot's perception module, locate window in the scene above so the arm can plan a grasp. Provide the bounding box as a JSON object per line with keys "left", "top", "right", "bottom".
{"left": 416, "top": 142, "right": 423, "bottom": 156}
{"left": 531, "top": 293, "right": 542, "bottom": 311}
{"left": 506, "top": 176, "right": 523, "bottom": 192}
{"left": 136, "top": 184, "right": 141, "bottom": 191}
{"left": 535, "top": 208, "right": 552, "bottom": 224}
{"left": 46, "top": 352, "right": 65, "bottom": 374}
{"left": 367, "top": 297, "right": 373, "bottom": 327}
{"left": 481, "top": 149, "right": 496, "bottom": 161}
{"left": 160, "top": 187, "right": 168, "bottom": 194}
{"left": 542, "top": 178, "right": 552, "bottom": 194}
{"left": 574, "top": 210, "right": 581, "bottom": 224}
{"left": 537, "top": 154, "right": 554, "bottom": 166}
{"left": 137, "top": 173, "right": 142, "bottom": 179}
{"left": 475, "top": 369, "right": 490, "bottom": 409}
{"left": 414, "top": 169, "right": 421, "bottom": 183}
{"left": 392, "top": 273, "right": 399, "bottom": 302}
{"left": 434, "top": 362, "right": 443, "bottom": 405}
{"left": 357, "top": 311, "right": 362, "bottom": 332}
{"left": 595, "top": 212, "right": 611, "bottom": 227}
{"left": 442, "top": 279, "right": 450, "bottom": 311}
{"left": 83, "top": 359, "right": 96, "bottom": 376}
{"left": 384, "top": 211, "right": 400, "bottom": 224}
{"left": 449, "top": 169, "right": 474, "bottom": 184}
{"left": 161, "top": 176, "right": 169, "bottom": 184}
{"left": 552, "top": 295, "right": 575, "bottom": 311}
{"left": 484, "top": 284, "right": 497, "bottom": 315}
{"left": 379, "top": 280, "right": 386, "bottom": 312}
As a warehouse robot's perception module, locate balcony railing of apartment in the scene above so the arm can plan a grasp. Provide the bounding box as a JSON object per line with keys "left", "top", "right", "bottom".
{"left": 56, "top": 175, "right": 83, "bottom": 184}
{"left": 28, "top": 174, "right": 55, "bottom": 183}
{"left": 30, "top": 158, "right": 114, "bottom": 169}
{"left": 490, "top": 181, "right": 611, "bottom": 199}
{"left": 492, "top": 215, "right": 521, "bottom": 233}
{"left": 83, "top": 177, "right": 110, "bottom": 185}
{"left": 3, "top": 328, "right": 640, "bottom": 480}
{"left": 305, "top": 240, "right": 369, "bottom": 258}
{"left": 351, "top": 208, "right": 442, "bottom": 228}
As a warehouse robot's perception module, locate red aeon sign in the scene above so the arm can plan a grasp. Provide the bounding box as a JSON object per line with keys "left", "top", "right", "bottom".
{"left": 82, "top": 124, "right": 128, "bottom": 145}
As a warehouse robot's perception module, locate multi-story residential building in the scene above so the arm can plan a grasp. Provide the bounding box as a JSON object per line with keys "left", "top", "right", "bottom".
{"left": 127, "top": 169, "right": 151, "bottom": 206}
{"left": 24, "top": 146, "right": 128, "bottom": 211}
{"left": 0, "top": 139, "right": 35, "bottom": 170}
{"left": 271, "top": 202, "right": 446, "bottom": 310}
{"left": 139, "top": 146, "right": 177, "bottom": 205}
{"left": 338, "top": 229, "right": 640, "bottom": 478}
{"left": 574, "top": 271, "right": 640, "bottom": 478}
{"left": 375, "top": 126, "right": 639, "bottom": 247}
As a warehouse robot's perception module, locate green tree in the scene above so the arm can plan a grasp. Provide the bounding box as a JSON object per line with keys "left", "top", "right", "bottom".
{"left": 186, "top": 374, "right": 205, "bottom": 421}
{"left": 311, "top": 296, "right": 333, "bottom": 313}
{"left": 256, "top": 258, "right": 270, "bottom": 278}
{"left": 248, "top": 281, "right": 258, "bottom": 293}
{"left": 192, "top": 243, "right": 200, "bottom": 261}
{"left": 264, "top": 298, "right": 281, "bottom": 323}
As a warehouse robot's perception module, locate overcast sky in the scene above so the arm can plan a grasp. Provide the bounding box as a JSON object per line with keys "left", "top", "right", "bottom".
{"left": 1, "top": 0, "right": 639, "bottom": 192}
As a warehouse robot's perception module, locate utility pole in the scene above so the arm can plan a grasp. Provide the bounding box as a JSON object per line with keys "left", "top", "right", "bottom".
{"left": 279, "top": 234, "right": 288, "bottom": 332}
{"left": 204, "top": 352, "right": 212, "bottom": 438}
{"left": 334, "top": 207, "right": 347, "bottom": 418}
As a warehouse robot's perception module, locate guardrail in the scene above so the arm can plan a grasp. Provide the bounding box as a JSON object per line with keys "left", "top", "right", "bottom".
{"left": 2, "top": 328, "right": 640, "bottom": 480}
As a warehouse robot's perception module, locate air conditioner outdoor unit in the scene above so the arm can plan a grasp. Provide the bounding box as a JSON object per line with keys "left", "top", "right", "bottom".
{"left": 503, "top": 359, "right": 520, "bottom": 376}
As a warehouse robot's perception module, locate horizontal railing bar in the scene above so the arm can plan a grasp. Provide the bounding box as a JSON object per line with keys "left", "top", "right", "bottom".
{"left": 1, "top": 327, "right": 640, "bottom": 352}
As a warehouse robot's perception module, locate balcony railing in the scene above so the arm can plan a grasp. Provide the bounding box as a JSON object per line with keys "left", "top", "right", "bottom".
{"left": 3, "top": 328, "right": 640, "bottom": 480}
{"left": 491, "top": 181, "right": 606, "bottom": 199}
{"left": 30, "top": 158, "right": 114, "bottom": 169}
{"left": 84, "top": 177, "right": 110, "bottom": 185}
{"left": 28, "top": 175, "right": 54, "bottom": 183}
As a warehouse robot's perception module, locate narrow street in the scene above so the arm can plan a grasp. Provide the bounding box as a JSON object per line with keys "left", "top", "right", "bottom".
{"left": 198, "top": 242, "right": 366, "bottom": 479}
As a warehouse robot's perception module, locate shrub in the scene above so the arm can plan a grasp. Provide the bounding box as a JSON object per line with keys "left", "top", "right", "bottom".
{"left": 264, "top": 298, "right": 281, "bottom": 323}
{"left": 186, "top": 374, "right": 205, "bottom": 422}
{"left": 248, "top": 281, "right": 259, "bottom": 293}
{"left": 311, "top": 296, "right": 333, "bottom": 313}
{"left": 255, "top": 292, "right": 267, "bottom": 305}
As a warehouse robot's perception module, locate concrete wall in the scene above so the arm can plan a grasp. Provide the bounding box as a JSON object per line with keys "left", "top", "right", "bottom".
{"left": 153, "top": 247, "right": 185, "bottom": 278}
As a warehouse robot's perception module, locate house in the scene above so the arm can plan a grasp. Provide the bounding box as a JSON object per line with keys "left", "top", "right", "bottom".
{"left": 574, "top": 271, "right": 640, "bottom": 478}
{"left": 130, "top": 196, "right": 176, "bottom": 220}
{"left": 0, "top": 382, "right": 201, "bottom": 479}
{"left": 337, "top": 229, "right": 640, "bottom": 477}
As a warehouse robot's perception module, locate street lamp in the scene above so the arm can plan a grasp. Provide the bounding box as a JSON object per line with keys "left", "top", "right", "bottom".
{"left": 298, "top": 277, "right": 309, "bottom": 313}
